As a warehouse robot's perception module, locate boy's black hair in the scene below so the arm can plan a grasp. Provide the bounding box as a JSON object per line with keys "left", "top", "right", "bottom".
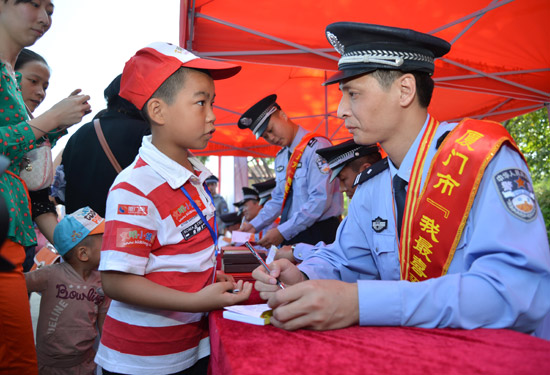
{"left": 14, "top": 48, "right": 48, "bottom": 71}
{"left": 140, "top": 67, "right": 211, "bottom": 124}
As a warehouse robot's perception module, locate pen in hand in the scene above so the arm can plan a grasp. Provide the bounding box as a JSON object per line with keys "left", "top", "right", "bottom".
{"left": 245, "top": 241, "right": 285, "bottom": 289}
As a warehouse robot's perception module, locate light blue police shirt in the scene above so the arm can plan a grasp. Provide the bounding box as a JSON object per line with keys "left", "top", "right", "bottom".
{"left": 250, "top": 126, "right": 343, "bottom": 241}
{"left": 298, "top": 115, "right": 550, "bottom": 335}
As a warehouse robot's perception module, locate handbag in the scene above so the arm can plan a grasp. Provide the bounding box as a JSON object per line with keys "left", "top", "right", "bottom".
{"left": 94, "top": 119, "right": 123, "bottom": 173}
{"left": 18, "top": 105, "right": 54, "bottom": 191}
{"left": 19, "top": 137, "right": 54, "bottom": 191}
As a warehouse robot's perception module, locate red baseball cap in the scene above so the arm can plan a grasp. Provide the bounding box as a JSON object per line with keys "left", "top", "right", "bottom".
{"left": 120, "top": 42, "right": 242, "bottom": 110}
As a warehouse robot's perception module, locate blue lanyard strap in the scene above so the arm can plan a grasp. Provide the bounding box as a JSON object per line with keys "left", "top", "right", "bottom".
{"left": 179, "top": 183, "right": 218, "bottom": 255}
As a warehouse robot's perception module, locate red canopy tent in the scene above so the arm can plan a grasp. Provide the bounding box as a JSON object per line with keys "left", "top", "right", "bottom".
{"left": 179, "top": 0, "right": 549, "bottom": 157}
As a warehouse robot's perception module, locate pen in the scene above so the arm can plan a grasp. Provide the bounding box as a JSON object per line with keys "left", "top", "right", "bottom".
{"left": 245, "top": 241, "right": 285, "bottom": 289}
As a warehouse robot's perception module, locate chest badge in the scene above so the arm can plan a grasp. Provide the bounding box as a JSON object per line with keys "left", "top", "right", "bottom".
{"left": 372, "top": 217, "right": 388, "bottom": 233}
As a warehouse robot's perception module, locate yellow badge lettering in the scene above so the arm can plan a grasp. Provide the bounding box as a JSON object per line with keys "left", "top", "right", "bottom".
{"left": 442, "top": 149, "right": 469, "bottom": 175}
{"left": 413, "top": 235, "right": 433, "bottom": 262}
{"left": 419, "top": 215, "right": 440, "bottom": 243}
{"left": 411, "top": 255, "right": 428, "bottom": 278}
{"left": 433, "top": 173, "right": 460, "bottom": 196}
{"left": 455, "top": 130, "right": 484, "bottom": 151}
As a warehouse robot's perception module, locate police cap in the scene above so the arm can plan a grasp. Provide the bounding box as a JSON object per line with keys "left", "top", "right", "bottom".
{"left": 205, "top": 175, "right": 219, "bottom": 184}
{"left": 252, "top": 178, "right": 276, "bottom": 206}
{"left": 220, "top": 211, "right": 242, "bottom": 226}
{"left": 316, "top": 139, "right": 379, "bottom": 182}
{"left": 233, "top": 187, "right": 260, "bottom": 207}
{"left": 324, "top": 22, "right": 451, "bottom": 85}
{"left": 238, "top": 94, "right": 280, "bottom": 139}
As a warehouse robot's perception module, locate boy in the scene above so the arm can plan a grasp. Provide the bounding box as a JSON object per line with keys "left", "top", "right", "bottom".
{"left": 25, "top": 206, "right": 109, "bottom": 375}
{"left": 95, "top": 42, "right": 252, "bottom": 375}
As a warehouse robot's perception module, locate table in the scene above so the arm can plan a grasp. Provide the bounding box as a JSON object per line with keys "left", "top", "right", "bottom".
{"left": 209, "top": 294, "right": 550, "bottom": 375}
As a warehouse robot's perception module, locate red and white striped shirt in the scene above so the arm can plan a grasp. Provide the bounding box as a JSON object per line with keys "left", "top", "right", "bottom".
{"left": 95, "top": 136, "right": 216, "bottom": 375}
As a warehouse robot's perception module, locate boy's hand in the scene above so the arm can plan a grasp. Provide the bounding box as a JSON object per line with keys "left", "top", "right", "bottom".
{"left": 194, "top": 280, "right": 252, "bottom": 311}
{"left": 216, "top": 270, "right": 235, "bottom": 283}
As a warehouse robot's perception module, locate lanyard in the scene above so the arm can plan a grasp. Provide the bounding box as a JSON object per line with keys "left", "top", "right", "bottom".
{"left": 179, "top": 183, "right": 218, "bottom": 255}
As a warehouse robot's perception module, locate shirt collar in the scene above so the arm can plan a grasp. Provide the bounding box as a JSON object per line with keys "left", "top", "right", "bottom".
{"left": 287, "top": 126, "right": 307, "bottom": 152}
{"left": 138, "top": 135, "right": 214, "bottom": 189}
{"left": 388, "top": 114, "right": 431, "bottom": 182}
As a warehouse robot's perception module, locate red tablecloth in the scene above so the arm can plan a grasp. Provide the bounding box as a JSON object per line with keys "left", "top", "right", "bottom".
{"left": 209, "top": 294, "right": 550, "bottom": 375}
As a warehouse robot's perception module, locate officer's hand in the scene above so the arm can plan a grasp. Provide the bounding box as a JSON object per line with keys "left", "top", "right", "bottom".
{"left": 240, "top": 222, "right": 256, "bottom": 233}
{"left": 257, "top": 228, "right": 284, "bottom": 248}
{"left": 266, "top": 280, "right": 359, "bottom": 331}
{"left": 252, "top": 258, "right": 304, "bottom": 299}
{"left": 274, "top": 245, "right": 297, "bottom": 263}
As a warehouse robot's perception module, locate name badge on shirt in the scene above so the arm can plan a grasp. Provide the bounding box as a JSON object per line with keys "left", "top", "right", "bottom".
{"left": 181, "top": 219, "right": 206, "bottom": 241}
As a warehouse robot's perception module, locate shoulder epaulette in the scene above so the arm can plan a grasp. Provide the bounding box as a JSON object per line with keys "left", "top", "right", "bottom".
{"left": 353, "top": 157, "right": 389, "bottom": 187}
{"left": 436, "top": 131, "right": 451, "bottom": 150}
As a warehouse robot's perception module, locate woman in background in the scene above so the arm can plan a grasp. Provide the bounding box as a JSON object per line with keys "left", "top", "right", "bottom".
{"left": 15, "top": 48, "right": 60, "bottom": 272}
{"left": 0, "top": 1, "right": 91, "bottom": 373}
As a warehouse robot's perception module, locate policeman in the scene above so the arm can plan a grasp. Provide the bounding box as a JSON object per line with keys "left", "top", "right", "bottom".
{"left": 238, "top": 95, "right": 343, "bottom": 248}
{"left": 276, "top": 140, "right": 382, "bottom": 263}
{"left": 316, "top": 140, "right": 381, "bottom": 200}
{"left": 205, "top": 175, "right": 229, "bottom": 233}
{"left": 253, "top": 22, "right": 550, "bottom": 336}
{"left": 233, "top": 187, "right": 261, "bottom": 223}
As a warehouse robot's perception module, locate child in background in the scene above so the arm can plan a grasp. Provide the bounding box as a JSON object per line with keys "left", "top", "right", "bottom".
{"left": 95, "top": 42, "right": 252, "bottom": 375}
{"left": 25, "top": 207, "right": 110, "bottom": 375}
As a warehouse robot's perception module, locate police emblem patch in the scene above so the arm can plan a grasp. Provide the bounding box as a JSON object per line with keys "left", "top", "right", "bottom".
{"left": 276, "top": 166, "right": 284, "bottom": 172}
{"left": 494, "top": 168, "right": 537, "bottom": 222}
{"left": 315, "top": 156, "right": 330, "bottom": 174}
{"left": 372, "top": 217, "right": 388, "bottom": 233}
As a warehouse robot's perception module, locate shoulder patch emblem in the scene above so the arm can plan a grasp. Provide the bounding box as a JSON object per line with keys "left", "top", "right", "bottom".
{"left": 315, "top": 155, "right": 330, "bottom": 174}
{"left": 308, "top": 138, "right": 318, "bottom": 147}
{"left": 276, "top": 165, "right": 284, "bottom": 172}
{"left": 494, "top": 168, "right": 537, "bottom": 222}
{"left": 372, "top": 217, "right": 388, "bottom": 233}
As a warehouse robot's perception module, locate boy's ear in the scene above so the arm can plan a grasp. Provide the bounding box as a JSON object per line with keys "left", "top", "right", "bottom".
{"left": 76, "top": 246, "right": 89, "bottom": 262}
{"left": 146, "top": 98, "right": 166, "bottom": 125}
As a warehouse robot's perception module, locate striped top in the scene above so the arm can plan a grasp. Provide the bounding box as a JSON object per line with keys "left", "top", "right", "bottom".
{"left": 95, "top": 136, "right": 216, "bottom": 375}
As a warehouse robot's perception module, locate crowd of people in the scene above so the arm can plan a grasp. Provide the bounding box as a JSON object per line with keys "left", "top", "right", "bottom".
{"left": 0, "top": 1, "right": 548, "bottom": 375}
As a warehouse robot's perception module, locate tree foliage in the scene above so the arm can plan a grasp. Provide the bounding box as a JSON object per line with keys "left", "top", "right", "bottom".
{"left": 504, "top": 107, "right": 550, "bottom": 239}
{"left": 504, "top": 107, "right": 550, "bottom": 182}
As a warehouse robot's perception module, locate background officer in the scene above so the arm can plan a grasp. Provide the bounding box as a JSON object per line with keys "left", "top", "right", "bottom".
{"left": 238, "top": 95, "right": 343, "bottom": 248}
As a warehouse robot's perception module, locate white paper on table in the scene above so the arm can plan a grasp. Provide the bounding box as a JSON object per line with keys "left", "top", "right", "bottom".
{"left": 231, "top": 230, "right": 254, "bottom": 245}
{"left": 265, "top": 245, "right": 277, "bottom": 264}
